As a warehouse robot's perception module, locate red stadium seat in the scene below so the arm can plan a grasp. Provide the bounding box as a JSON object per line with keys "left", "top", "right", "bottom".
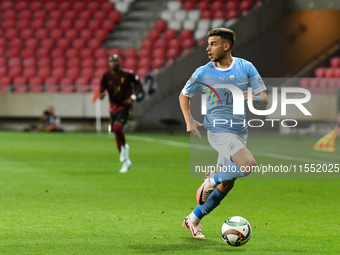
{"left": 124, "top": 48, "right": 137, "bottom": 59}
{"left": 182, "top": 38, "right": 195, "bottom": 49}
{"left": 324, "top": 68, "right": 334, "bottom": 78}
{"left": 212, "top": 1, "right": 223, "bottom": 11}
{"left": 75, "top": 78, "right": 90, "bottom": 92}
{"left": 88, "top": 20, "right": 100, "bottom": 33}
{"left": 80, "top": 29, "right": 92, "bottom": 41}
{"left": 44, "top": 77, "right": 59, "bottom": 92}
{"left": 148, "top": 29, "right": 160, "bottom": 41}
{"left": 102, "top": 20, "right": 115, "bottom": 32}
{"left": 4, "top": 10, "right": 16, "bottom": 20}
{"left": 94, "top": 30, "right": 107, "bottom": 42}
{"left": 52, "top": 68, "right": 65, "bottom": 80}
{"left": 19, "top": 10, "right": 32, "bottom": 20}
{"left": 59, "top": 2, "right": 71, "bottom": 12}
{"left": 137, "top": 68, "right": 149, "bottom": 78}
{"left": 80, "top": 49, "right": 93, "bottom": 59}
{"left": 168, "top": 38, "right": 181, "bottom": 51}
{"left": 46, "top": 20, "right": 58, "bottom": 31}
{"left": 239, "top": 0, "right": 252, "bottom": 11}
{"left": 141, "top": 38, "right": 152, "bottom": 51}
{"left": 74, "top": 20, "right": 86, "bottom": 31}
{"left": 22, "top": 48, "right": 35, "bottom": 58}
{"left": 3, "top": 19, "right": 15, "bottom": 30}
{"left": 0, "top": 67, "right": 7, "bottom": 77}
{"left": 60, "top": 20, "right": 72, "bottom": 32}
{"left": 88, "top": 39, "right": 101, "bottom": 51}
{"left": 214, "top": 10, "right": 225, "bottom": 19}
{"left": 94, "top": 68, "right": 106, "bottom": 78}
{"left": 72, "top": 39, "right": 86, "bottom": 51}
{"left": 81, "top": 58, "right": 94, "bottom": 69}
{"left": 56, "top": 38, "right": 70, "bottom": 51}
{"left": 31, "top": 1, "right": 43, "bottom": 12}
{"left": 330, "top": 57, "right": 340, "bottom": 68}
{"left": 164, "top": 29, "right": 177, "bottom": 41}
{"left": 201, "top": 10, "right": 212, "bottom": 19}
{"left": 8, "top": 58, "right": 21, "bottom": 68}
{"left": 37, "top": 48, "right": 50, "bottom": 60}
{"left": 9, "top": 38, "right": 22, "bottom": 49}
{"left": 155, "top": 38, "right": 167, "bottom": 51}
{"left": 0, "top": 57, "right": 6, "bottom": 67}
{"left": 88, "top": 2, "right": 100, "bottom": 13}
{"left": 108, "top": 10, "right": 121, "bottom": 23}
{"left": 94, "top": 11, "right": 107, "bottom": 23}
{"left": 45, "top": 1, "right": 57, "bottom": 12}
{"left": 66, "top": 68, "right": 80, "bottom": 80}
{"left": 180, "top": 29, "right": 193, "bottom": 40}
{"left": 226, "top": 1, "right": 237, "bottom": 11}
{"left": 7, "top": 48, "right": 20, "bottom": 58}
{"left": 95, "top": 58, "right": 108, "bottom": 69}
{"left": 0, "top": 77, "right": 11, "bottom": 88}
{"left": 17, "top": 19, "right": 30, "bottom": 30}
{"left": 138, "top": 58, "right": 151, "bottom": 70}
{"left": 34, "top": 10, "right": 46, "bottom": 21}
{"left": 13, "top": 77, "right": 28, "bottom": 93}
{"left": 49, "top": 10, "right": 62, "bottom": 21}
{"left": 51, "top": 49, "right": 64, "bottom": 58}
{"left": 65, "top": 49, "right": 78, "bottom": 59}
{"left": 94, "top": 48, "right": 107, "bottom": 59}
{"left": 153, "top": 48, "right": 165, "bottom": 59}
{"left": 80, "top": 68, "right": 93, "bottom": 80}
{"left": 226, "top": 9, "right": 239, "bottom": 20}
{"left": 90, "top": 77, "right": 101, "bottom": 87}
{"left": 37, "top": 58, "right": 51, "bottom": 68}
{"left": 139, "top": 48, "right": 151, "bottom": 59}
{"left": 64, "top": 10, "right": 77, "bottom": 22}
{"left": 314, "top": 67, "right": 326, "bottom": 78}
{"left": 23, "top": 58, "right": 36, "bottom": 68}
{"left": 151, "top": 58, "right": 164, "bottom": 69}
{"left": 334, "top": 68, "right": 340, "bottom": 78}
{"left": 52, "top": 58, "right": 65, "bottom": 68}
{"left": 16, "top": 1, "right": 29, "bottom": 12}
{"left": 37, "top": 68, "right": 50, "bottom": 80}
{"left": 21, "top": 29, "right": 33, "bottom": 40}
{"left": 79, "top": 11, "right": 91, "bottom": 22}
{"left": 101, "top": 2, "right": 115, "bottom": 14}
{"left": 124, "top": 58, "right": 137, "bottom": 71}
{"left": 29, "top": 77, "right": 44, "bottom": 92}
{"left": 25, "top": 38, "right": 38, "bottom": 50}
{"left": 5, "top": 29, "right": 18, "bottom": 40}
{"left": 65, "top": 30, "right": 78, "bottom": 42}
{"left": 35, "top": 29, "right": 48, "bottom": 40}
{"left": 0, "top": 39, "right": 6, "bottom": 49}
{"left": 1, "top": 1, "right": 14, "bottom": 12}
{"left": 166, "top": 48, "right": 179, "bottom": 59}
{"left": 50, "top": 29, "right": 63, "bottom": 41}
{"left": 197, "top": 2, "right": 209, "bottom": 12}
{"left": 60, "top": 77, "right": 74, "bottom": 93}
{"left": 74, "top": 2, "right": 85, "bottom": 13}
{"left": 154, "top": 19, "right": 167, "bottom": 33}
{"left": 23, "top": 67, "right": 36, "bottom": 79}
{"left": 183, "top": 2, "right": 194, "bottom": 11}
{"left": 67, "top": 58, "right": 80, "bottom": 69}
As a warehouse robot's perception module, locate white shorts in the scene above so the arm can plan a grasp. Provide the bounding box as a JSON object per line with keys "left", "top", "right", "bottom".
{"left": 207, "top": 130, "right": 248, "bottom": 167}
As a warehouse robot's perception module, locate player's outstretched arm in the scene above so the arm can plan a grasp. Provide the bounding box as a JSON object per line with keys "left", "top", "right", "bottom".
{"left": 179, "top": 93, "right": 203, "bottom": 138}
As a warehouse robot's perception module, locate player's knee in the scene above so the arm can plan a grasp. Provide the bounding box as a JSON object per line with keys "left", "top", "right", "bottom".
{"left": 113, "top": 123, "right": 123, "bottom": 133}
{"left": 241, "top": 159, "right": 256, "bottom": 176}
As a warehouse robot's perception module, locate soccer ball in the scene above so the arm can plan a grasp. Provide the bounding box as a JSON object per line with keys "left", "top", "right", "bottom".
{"left": 221, "top": 216, "right": 252, "bottom": 246}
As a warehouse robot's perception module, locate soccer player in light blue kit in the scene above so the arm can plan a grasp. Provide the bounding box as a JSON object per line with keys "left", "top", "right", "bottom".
{"left": 179, "top": 28, "right": 269, "bottom": 238}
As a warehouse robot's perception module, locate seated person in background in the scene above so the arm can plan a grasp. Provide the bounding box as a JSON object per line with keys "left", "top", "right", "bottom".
{"left": 37, "top": 106, "right": 63, "bottom": 132}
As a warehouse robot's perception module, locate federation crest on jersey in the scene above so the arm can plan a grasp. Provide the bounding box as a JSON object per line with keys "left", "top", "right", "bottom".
{"left": 229, "top": 75, "right": 234, "bottom": 81}
{"left": 228, "top": 143, "right": 235, "bottom": 151}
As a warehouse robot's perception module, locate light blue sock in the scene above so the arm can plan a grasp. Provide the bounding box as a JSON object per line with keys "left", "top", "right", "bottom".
{"left": 194, "top": 188, "right": 227, "bottom": 219}
{"left": 213, "top": 162, "right": 244, "bottom": 185}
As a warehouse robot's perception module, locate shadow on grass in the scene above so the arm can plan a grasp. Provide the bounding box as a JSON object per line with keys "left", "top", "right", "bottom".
{"left": 128, "top": 237, "right": 245, "bottom": 253}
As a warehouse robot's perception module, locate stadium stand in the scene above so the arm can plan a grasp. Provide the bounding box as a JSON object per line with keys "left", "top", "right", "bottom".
{"left": 1, "top": 0, "right": 266, "bottom": 94}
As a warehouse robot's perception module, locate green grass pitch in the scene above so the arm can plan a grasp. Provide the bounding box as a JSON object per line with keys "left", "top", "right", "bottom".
{"left": 0, "top": 131, "right": 339, "bottom": 254}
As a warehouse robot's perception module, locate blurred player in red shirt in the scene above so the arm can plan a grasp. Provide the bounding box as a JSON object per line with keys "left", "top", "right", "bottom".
{"left": 99, "top": 54, "right": 142, "bottom": 173}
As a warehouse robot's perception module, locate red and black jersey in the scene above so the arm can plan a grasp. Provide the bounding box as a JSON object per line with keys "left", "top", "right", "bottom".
{"left": 100, "top": 68, "right": 140, "bottom": 113}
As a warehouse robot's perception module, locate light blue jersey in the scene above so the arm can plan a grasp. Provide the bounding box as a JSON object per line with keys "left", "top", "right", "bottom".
{"left": 182, "top": 57, "right": 266, "bottom": 134}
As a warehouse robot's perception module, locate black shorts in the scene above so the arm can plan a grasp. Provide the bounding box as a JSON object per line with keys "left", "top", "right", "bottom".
{"left": 110, "top": 108, "right": 131, "bottom": 125}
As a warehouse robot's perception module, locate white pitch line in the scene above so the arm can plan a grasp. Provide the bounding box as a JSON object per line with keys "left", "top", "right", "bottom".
{"left": 126, "top": 135, "right": 338, "bottom": 164}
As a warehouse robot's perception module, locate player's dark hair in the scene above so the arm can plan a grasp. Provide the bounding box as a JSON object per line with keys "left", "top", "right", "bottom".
{"left": 207, "top": 28, "right": 235, "bottom": 49}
